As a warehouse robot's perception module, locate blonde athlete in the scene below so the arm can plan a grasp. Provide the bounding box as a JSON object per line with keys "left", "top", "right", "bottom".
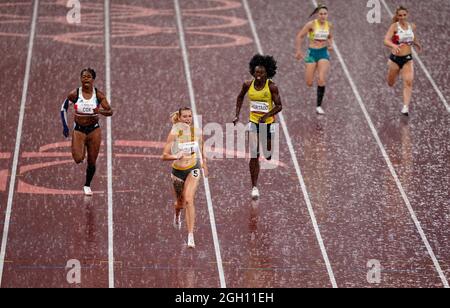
{"left": 295, "top": 4, "right": 333, "bottom": 115}
{"left": 384, "top": 6, "right": 422, "bottom": 116}
{"left": 233, "top": 54, "right": 283, "bottom": 200}
{"left": 162, "top": 107, "right": 208, "bottom": 248}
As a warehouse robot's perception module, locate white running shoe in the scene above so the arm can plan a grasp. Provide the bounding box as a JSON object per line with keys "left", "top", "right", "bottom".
{"left": 316, "top": 106, "right": 325, "bottom": 115}
{"left": 83, "top": 186, "right": 93, "bottom": 196}
{"left": 187, "top": 233, "right": 195, "bottom": 248}
{"left": 401, "top": 105, "right": 409, "bottom": 116}
{"left": 173, "top": 213, "right": 181, "bottom": 230}
{"left": 251, "top": 187, "right": 260, "bottom": 200}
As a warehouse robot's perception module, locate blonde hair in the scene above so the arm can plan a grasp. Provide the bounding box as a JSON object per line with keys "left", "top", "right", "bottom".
{"left": 392, "top": 6, "right": 408, "bottom": 24}
{"left": 170, "top": 107, "right": 191, "bottom": 124}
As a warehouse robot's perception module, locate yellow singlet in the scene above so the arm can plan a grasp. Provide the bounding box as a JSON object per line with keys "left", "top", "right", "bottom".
{"left": 309, "top": 19, "right": 330, "bottom": 42}
{"left": 172, "top": 126, "right": 200, "bottom": 171}
{"left": 248, "top": 79, "right": 274, "bottom": 124}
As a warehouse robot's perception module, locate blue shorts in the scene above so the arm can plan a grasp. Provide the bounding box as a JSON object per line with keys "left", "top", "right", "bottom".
{"left": 305, "top": 47, "right": 330, "bottom": 63}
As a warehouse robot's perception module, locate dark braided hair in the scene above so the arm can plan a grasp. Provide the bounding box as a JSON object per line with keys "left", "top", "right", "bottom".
{"left": 309, "top": 3, "right": 328, "bottom": 18}
{"left": 249, "top": 54, "right": 278, "bottom": 79}
{"left": 80, "top": 67, "right": 96, "bottom": 80}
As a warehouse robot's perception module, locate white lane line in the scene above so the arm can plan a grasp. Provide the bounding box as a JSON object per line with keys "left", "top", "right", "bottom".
{"left": 242, "top": 0, "right": 338, "bottom": 288}
{"left": 0, "top": 0, "right": 40, "bottom": 287}
{"left": 381, "top": 0, "right": 450, "bottom": 112}
{"left": 174, "top": 0, "right": 227, "bottom": 288}
{"left": 104, "top": 0, "right": 115, "bottom": 289}
{"left": 311, "top": 0, "right": 449, "bottom": 289}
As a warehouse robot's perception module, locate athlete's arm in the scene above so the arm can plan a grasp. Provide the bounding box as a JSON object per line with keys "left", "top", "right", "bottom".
{"left": 233, "top": 81, "right": 251, "bottom": 125}
{"left": 95, "top": 90, "right": 114, "bottom": 117}
{"left": 384, "top": 23, "right": 400, "bottom": 54}
{"left": 200, "top": 131, "right": 208, "bottom": 177}
{"left": 412, "top": 23, "right": 422, "bottom": 52}
{"left": 295, "top": 21, "right": 313, "bottom": 60}
{"left": 260, "top": 82, "right": 282, "bottom": 123}
{"left": 60, "top": 90, "right": 77, "bottom": 138}
{"left": 327, "top": 22, "right": 334, "bottom": 52}
{"left": 162, "top": 132, "right": 184, "bottom": 161}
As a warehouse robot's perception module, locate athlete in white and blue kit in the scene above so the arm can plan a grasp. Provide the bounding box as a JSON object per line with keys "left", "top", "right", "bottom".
{"left": 60, "top": 68, "right": 113, "bottom": 195}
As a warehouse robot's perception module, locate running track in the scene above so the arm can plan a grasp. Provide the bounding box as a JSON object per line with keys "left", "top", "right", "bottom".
{"left": 0, "top": 0, "right": 448, "bottom": 288}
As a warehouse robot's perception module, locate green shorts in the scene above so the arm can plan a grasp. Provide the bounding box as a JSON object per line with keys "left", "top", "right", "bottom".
{"left": 305, "top": 47, "right": 330, "bottom": 63}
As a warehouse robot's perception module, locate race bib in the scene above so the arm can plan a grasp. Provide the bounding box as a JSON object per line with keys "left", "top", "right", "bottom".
{"left": 314, "top": 30, "right": 329, "bottom": 41}
{"left": 75, "top": 99, "right": 97, "bottom": 114}
{"left": 178, "top": 141, "right": 199, "bottom": 154}
{"left": 250, "top": 101, "right": 269, "bottom": 113}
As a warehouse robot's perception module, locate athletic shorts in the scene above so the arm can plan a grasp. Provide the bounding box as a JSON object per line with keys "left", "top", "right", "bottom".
{"left": 172, "top": 160, "right": 201, "bottom": 182}
{"left": 74, "top": 122, "right": 100, "bottom": 135}
{"left": 248, "top": 122, "right": 275, "bottom": 159}
{"left": 305, "top": 47, "right": 330, "bottom": 63}
{"left": 389, "top": 54, "right": 413, "bottom": 70}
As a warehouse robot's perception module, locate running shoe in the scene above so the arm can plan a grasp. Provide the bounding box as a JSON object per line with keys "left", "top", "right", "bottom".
{"left": 83, "top": 186, "right": 93, "bottom": 196}
{"left": 316, "top": 106, "right": 325, "bottom": 115}
{"left": 251, "top": 187, "right": 260, "bottom": 200}
{"left": 401, "top": 105, "right": 409, "bottom": 116}
{"left": 187, "top": 233, "right": 195, "bottom": 248}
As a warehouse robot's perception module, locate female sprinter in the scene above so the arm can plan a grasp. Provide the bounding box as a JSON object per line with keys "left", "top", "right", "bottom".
{"left": 295, "top": 4, "right": 333, "bottom": 115}
{"left": 60, "top": 68, "right": 113, "bottom": 196}
{"left": 233, "top": 54, "right": 283, "bottom": 200}
{"left": 162, "top": 107, "right": 208, "bottom": 248}
{"left": 384, "top": 6, "right": 422, "bottom": 116}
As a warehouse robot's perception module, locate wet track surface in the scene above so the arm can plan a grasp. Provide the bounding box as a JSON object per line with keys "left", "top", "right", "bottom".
{"left": 0, "top": 0, "right": 448, "bottom": 288}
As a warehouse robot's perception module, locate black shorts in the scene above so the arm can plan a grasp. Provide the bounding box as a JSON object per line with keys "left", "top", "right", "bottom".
{"left": 74, "top": 122, "right": 100, "bottom": 135}
{"left": 390, "top": 54, "right": 413, "bottom": 70}
{"left": 172, "top": 160, "right": 201, "bottom": 182}
{"left": 248, "top": 122, "right": 274, "bottom": 159}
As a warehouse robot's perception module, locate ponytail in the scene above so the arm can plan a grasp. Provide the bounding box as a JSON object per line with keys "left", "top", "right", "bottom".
{"left": 309, "top": 3, "right": 328, "bottom": 18}
{"left": 170, "top": 107, "right": 192, "bottom": 124}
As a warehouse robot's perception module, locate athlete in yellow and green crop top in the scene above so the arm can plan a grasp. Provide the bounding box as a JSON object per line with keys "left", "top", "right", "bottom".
{"left": 162, "top": 107, "right": 208, "bottom": 248}
{"left": 233, "top": 54, "right": 283, "bottom": 200}
{"left": 295, "top": 4, "right": 333, "bottom": 115}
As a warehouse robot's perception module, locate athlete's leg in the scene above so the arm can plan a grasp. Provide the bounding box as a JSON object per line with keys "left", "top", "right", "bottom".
{"left": 183, "top": 170, "right": 200, "bottom": 235}
{"left": 305, "top": 63, "right": 318, "bottom": 87}
{"left": 316, "top": 59, "right": 330, "bottom": 107}
{"left": 85, "top": 128, "right": 101, "bottom": 187}
{"left": 72, "top": 130, "right": 86, "bottom": 164}
{"left": 387, "top": 59, "right": 401, "bottom": 87}
{"left": 401, "top": 61, "right": 414, "bottom": 107}
{"left": 249, "top": 131, "right": 260, "bottom": 187}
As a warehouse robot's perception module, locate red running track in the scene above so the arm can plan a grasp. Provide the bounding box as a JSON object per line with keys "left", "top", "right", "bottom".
{"left": 0, "top": 0, "right": 448, "bottom": 288}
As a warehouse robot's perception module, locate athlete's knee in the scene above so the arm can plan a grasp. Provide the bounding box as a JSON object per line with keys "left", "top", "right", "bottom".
{"left": 175, "top": 199, "right": 184, "bottom": 210}
{"left": 73, "top": 154, "right": 84, "bottom": 164}
{"left": 318, "top": 79, "right": 326, "bottom": 87}
{"left": 306, "top": 80, "right": 314, "bottom": 87}
{"left": 183, "top": 198, "right": 194, "bottom": 209}
{"left": 404, "top": 79, "right": 413, "bottom": 88}
{"left": 387, "top": 79, "right": 396, "bottom": 87}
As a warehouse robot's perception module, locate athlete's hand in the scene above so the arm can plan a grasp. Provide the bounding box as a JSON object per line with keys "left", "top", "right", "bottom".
{"left": 295, "top": 51, "right": 304, "bottom": 60}
{"left": 259, "top": 116, "right": 267, "bottom": 123}
{"left": 414, "top": 42, "right": 422, "bottom": 53}
{"left": 392, "top": 45, "right": 400, "bottom": 55}
{"left": 232, "top": 116, "right": 239, "bottom": 126}
{"left": 63, "top": 125, "right": 69, "bottom": 138}
{"left": 175, "top": 151, "right": 190, "bottom": 161}
{"left": 327, "top": 46, "right": 333, "bottom": 52}
{"left": 202, "top": 164, "right": 208, "bottom": 178}
{"left": 93, "top": 107, "right": 100, "bottom": 114}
